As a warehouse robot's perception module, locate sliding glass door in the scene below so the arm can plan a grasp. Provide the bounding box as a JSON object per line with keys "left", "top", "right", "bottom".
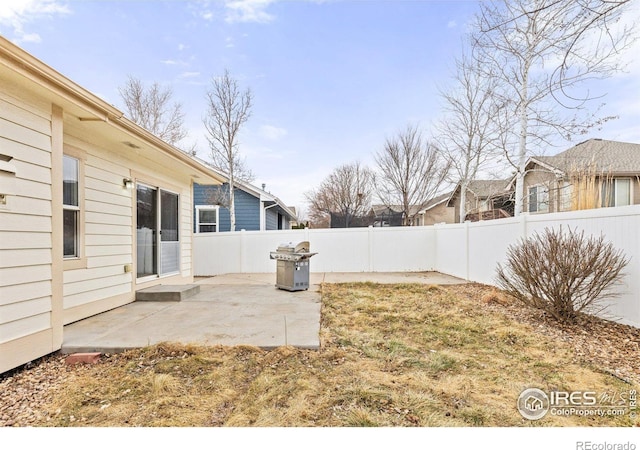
{"left": 160, "top": 190, "right": 179, "bottom": 274}
{"left": 136, "top": 183, "right": 179, "bottom": 278}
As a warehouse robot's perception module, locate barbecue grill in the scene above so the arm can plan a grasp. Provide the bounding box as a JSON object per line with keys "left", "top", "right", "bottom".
{"left": 269, "top": 241, "right": 317, "bottom": 291}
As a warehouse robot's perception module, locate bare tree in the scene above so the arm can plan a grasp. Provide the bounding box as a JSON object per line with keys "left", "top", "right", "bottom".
{"left": 203, "top": 69, "right": 254, "bottom": 232}
{"left": 434, "top": 52, "right": 503, "bottom": 223}
{"left": 118, "top": 75, "right": 188, "bottom": 146}
{"left": 304, "top": 162, "right": 375, "bottom": 228}
{"left": 473, "top": 0, "right": 635, "bottom": 216}
{"left": 375, "top": 125, "right": 450, "bottom": 226}
{"left": 493, "top": 0, "right": 635, "bottom": 89}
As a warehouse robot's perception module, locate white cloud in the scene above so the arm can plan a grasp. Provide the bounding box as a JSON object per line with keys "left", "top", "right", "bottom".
{"left": 0, "top": 0, "right": 70, "bottom": 43}
{"left": 18, "top": 32, "right": 41, "bottom": 43}
{"left": 224, "top": 0, "right": 276, "bottom": 24}
{"left": 178, "top": 71, "right": 201, "bottom": 79}
{"left": 225, "top": 36, "right": 235, "bottom": 48}
{"left": 447, "top": 20, "right": 456, "bottom": 29}
{"left": 260, "top": 124, "right": 288, "bottom": 140}
{"left": 192, "top": 0, "right": 327, "bottom": 25}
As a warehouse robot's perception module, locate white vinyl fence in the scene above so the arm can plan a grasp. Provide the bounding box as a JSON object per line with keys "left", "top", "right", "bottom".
{"left": 194, "top": 205, "right": 640, "bottom": 327}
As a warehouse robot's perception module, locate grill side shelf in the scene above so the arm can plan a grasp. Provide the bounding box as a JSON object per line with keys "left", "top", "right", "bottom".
{"left": 270, "top": 252, "right": 317, "bottom": 261}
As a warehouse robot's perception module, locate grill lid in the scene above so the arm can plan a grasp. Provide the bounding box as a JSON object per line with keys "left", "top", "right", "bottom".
{"left": 276, "top": 241, "right": 310, "bottom": 253}
{"left": 271, "top": 241, "right": 316, "bottom": 261}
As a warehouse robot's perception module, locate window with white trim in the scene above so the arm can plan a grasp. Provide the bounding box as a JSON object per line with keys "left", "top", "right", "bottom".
{"left": 63, "top": 155, "right": 80, "bottom": 258}
{"left": 528, "top": 185, "right": 549, "bottom": 213}
{"left": 196, "top": 205, "right": 219, "bottom": 233}
{"left": 601, "top": 178, "right": 631, "bottom": 207}
{"left": 558, "top": 181, "right": 573, "bottom": 212}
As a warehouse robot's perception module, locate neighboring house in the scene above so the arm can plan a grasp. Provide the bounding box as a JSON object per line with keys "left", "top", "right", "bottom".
{"left": 193, "top": 177, "right": 297, "bottom": 232}
{"left": 369, "top": 205, "right": 405, "bottom": 227}
{"left": 335, "top": 197, "right": 456, "bottom": 228}
{"left": 446, "top": 180, "right": 513, "bottom": 223}
{"left": 328, "top": 211, "right": 375, "bottom": 228}
{"left": 328, "top": 206, "right": 403, "bottom": 228}
{"left": 517, "top": 139, "right": 640, "bottom": 214}
{"left": 0, "top": 37, "right": 226, "bottom": 373}
{"left": 413, "top": 192, "right": 456, "bottom": 226}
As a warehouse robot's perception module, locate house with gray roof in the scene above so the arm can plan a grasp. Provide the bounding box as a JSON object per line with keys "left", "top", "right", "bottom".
{"left": 446, "top": 179, "right": 514, "bottom": 223}
{"left": 517, "top": 139, "right": 640, "bottom": 214}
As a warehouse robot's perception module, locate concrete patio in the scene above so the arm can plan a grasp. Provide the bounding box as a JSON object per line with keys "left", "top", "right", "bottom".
{"left": 61, "top": 272, "right": 467, "bottom": 354}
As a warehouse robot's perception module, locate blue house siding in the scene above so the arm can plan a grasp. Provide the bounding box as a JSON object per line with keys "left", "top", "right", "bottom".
{"left": 193, "top": 183, "right": 261, "bottom": 232}
{"left": 232, "top": 188, "right": 261, "bottom": 230}
{"left": 265, "top": 208, "right": 290, "bottom": 230}
{"left": 265, "top": 208, "right": 278, "bottom": 230}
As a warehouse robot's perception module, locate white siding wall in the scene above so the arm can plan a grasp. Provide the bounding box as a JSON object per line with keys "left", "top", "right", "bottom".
{"left": 194, "top": 206, "right": 640, "bottom": 327}
{"left": 0, "top": 91, "right": 54, "bottom": 369}
{"left": 62, "top": 136, "right": 133, "bottom": 321}
{"left": 61, "top": 134, "right": 196, "bottom": 323}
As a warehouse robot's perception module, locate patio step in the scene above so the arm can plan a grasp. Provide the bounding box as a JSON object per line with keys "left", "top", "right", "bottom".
{"left": 135, "top": 284, "right": 200, "bottom": 302}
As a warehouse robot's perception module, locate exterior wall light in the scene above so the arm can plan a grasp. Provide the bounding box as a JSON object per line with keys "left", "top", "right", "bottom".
{"left": 123, "top": 178, "right": 134, "bottom": 189}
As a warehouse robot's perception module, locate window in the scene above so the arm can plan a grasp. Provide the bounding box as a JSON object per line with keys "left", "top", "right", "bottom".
{"left": 196, "top": 205, "right": 219, "bottom": 233}
{"left": 63, "top": 155, "right": 79, "bottom": 258}
{"left": 528, "top": 185, "right": 549, "bottom": 213}
{"left": 601, "top": 178, "right": 631, "bottom": 207}
{"left": 558, "top": 181, "right": 573, "bottom": 212}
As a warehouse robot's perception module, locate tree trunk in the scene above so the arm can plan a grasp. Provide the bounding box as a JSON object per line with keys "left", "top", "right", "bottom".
{"left": 514, "top": 57, "right": 530, "bottom": 217}
{"left": 459, "top": 183, "right": 467, "bottom": 223}
{"left": 229, "top": 177, "right": 236, "bottom": 232}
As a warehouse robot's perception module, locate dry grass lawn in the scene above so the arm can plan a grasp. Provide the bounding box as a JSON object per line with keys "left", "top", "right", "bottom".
{"left": 27, "top": 283, "right": 640, "bottom": 427}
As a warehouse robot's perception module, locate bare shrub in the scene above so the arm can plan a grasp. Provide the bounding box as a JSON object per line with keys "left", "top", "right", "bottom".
{"left": 496, "top": 227, "right": 629, "bottom": 323}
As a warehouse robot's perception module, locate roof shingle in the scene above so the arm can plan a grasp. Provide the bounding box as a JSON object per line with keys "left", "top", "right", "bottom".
{"left": 534, "top": 139, "right": 640, "bottom": 174}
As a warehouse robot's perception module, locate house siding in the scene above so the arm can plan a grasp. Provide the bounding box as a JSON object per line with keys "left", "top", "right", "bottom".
{"left": 523, "top": 163, "right": 640, "bottom": 213}
{"left": 522, "top": 169, "right": 557, "bottom": 213}
{"left": 61, "top": 134, "right": 133, "bottom": 324}
{"left": 0, "top": 90, "right": 56, "bottom": 373}
{"left": 0, "top": 37, "right": 219, "bottom": 374}
{"left": 422, "top": 202, "right": 455, "bottom": 225}
{"left": 449, "top": 191, "right": 484, "bottom": 223}
{"left": 193, "top": 183, "right": 261, "bottom": 232}
{"left": 266, "top": 208, "right": 278, "bottom": 230}
{"left": 61, "top": 131, "right": 197, "bottom": 324}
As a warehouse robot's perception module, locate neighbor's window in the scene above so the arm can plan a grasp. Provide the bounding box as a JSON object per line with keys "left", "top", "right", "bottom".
{"left": 528, "top": 185, "right": 549, "bottom": 213}
{"left": 559, "top": 181, "right": 573, "bottom": 212}
{"left": 196, "top": 205, "right": 219, "bottom": 233}
{"left": 601, "top": 178, "right": 631, "bottom": 207}
{"left": 63, "top": 155, "right": 80, "bottom": 258}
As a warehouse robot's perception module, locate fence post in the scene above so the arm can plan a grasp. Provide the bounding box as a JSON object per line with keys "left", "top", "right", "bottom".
{"left": 432, "top": 223, "right": 439, "bottom": 272}
{"left": 465, "top": 221, "right": 470, "bottom": 280}
{"left": 520, "top": 213, "right": 528, "bottom": 241}
{"left": 239, "top": 229, "right": 245, "bottom": 273}
{"left": 368, "top": 226, "right": 374, "bottom": 272}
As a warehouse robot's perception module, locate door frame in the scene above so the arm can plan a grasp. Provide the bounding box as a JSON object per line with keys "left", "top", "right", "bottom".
{"left": 134, "top": 180, "right": 181, "bottom": 281}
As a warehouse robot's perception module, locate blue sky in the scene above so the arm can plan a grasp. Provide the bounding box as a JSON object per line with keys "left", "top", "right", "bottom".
{"left": 1, "top": 0, "right": 639, "bottom": 213}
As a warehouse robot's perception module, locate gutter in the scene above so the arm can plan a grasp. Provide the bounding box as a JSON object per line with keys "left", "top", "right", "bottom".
{"left": 0, "top": 36, "right": 225, "bottom": 185}
{"left": 0, "top": 36, "right": 122, "bottom": 122}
